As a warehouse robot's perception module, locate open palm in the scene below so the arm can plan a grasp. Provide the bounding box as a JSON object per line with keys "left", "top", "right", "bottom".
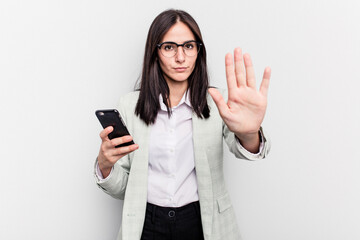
{"left": 208, "top": 48, "right": 271, "bottom": 138}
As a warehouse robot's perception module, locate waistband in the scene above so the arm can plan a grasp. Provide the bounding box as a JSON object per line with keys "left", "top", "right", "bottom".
{"left": 146, "top": 201, "right": 201, "bottom": 220}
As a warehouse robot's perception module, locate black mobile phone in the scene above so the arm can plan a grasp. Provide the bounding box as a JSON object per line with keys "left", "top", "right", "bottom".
{"left": 95, "top": 109, "right": 135, "bottom": 148}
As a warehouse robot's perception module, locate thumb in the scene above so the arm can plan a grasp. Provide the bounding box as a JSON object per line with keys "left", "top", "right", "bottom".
{"left": 100, "top": 126, "right": 113, "bottom": 142}
{"left": 208, "top": 88, "right": 228, "bottom": 117}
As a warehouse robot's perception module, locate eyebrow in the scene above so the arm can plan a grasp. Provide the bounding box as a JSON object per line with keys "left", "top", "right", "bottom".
{"left": 158, "top": 40, "right": 197, "bottom": 44}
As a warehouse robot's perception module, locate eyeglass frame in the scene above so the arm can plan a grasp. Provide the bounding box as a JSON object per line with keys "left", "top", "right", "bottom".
{"left": 157, "top": 40, "right": 202, "bottom": 57}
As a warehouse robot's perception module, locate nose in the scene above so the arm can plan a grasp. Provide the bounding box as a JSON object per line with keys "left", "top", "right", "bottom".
{"left": 175, "top": 46, "right": 185, "bottom": 63}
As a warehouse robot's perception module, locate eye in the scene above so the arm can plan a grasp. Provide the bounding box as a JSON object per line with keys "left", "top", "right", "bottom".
{"left": 163, "top": 44, "right": 175, "bottom": 51}
{"left": 184, "top": 42, "right": 195, "bottom": 49}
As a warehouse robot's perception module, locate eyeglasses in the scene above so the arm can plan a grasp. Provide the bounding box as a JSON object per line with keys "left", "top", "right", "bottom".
{"left": 157, "top": 40, "right": 202, "bottom": 58}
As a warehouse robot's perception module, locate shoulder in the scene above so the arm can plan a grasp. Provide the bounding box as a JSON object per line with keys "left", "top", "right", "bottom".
{"left": 119, "top": 91, "right": 140, "bottom": 101}
{"left": 116, "top": 91, "right": 140, "bottom": 120}
{"left": 118, "top": 91, "right": 140, "bottom": 107}
{"left": 207, "top": 87, "right": 227, "bottom": 106}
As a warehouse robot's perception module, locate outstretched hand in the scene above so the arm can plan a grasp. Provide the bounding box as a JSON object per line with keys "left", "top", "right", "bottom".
{"left": 208, "top": 48, "right": 271, "bottom": 152}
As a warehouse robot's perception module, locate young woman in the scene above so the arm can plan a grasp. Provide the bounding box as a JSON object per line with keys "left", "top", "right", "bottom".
{"left": 95, "top": 9, "right": 271, "bottom": 240}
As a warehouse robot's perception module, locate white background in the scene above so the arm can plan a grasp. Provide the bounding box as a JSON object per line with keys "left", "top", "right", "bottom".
{"left": 1, "top": 0, "right": 360, "bottom": 239}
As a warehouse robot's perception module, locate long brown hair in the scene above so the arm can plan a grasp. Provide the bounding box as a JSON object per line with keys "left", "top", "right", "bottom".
{"left": 135, "top": 9, "right": 210, "bottom": 125}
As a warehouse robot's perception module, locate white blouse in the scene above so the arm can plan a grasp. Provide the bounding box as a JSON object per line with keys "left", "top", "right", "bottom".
{"left": 147, "top": 92, "right": 198, "bottom": 207}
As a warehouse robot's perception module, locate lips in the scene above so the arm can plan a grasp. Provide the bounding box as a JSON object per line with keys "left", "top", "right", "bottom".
{"left": 174, "top": 67, "right": 187, "bottom": 72}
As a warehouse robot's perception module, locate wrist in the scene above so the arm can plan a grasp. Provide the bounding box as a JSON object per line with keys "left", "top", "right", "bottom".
{"left": 235, "top": 131, "right": 259, "bottom": 142}
{"left": 99, "top": 165, "right": 112, "bottom": 179}
{"left": 97, "top": 156, "right": 113, "bottom": 178}
{"left": 235, "top": 131, "right": 260, "bottom": 153}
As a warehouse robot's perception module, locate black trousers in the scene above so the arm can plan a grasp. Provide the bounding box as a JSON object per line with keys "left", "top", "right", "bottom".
{"left": 140, "top": 201, "right": 205, "bottom": 240}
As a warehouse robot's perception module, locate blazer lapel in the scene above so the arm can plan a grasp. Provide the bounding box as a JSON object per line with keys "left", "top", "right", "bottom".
{"left": 192, "top": 113, "right": 214, "bottom": 239}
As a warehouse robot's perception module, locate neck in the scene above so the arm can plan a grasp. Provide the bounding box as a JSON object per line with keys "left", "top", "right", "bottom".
{"left": 166, "top": 80, "right": 188, "bottom": 108}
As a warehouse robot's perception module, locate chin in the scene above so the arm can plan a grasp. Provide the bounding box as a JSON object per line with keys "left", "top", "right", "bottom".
{"left": 167, "top": 74, "right": 191, "bottom": 83}
{"left": 173, "top": 78, "right": 190, "bottom": 83}
{"left": 175, "top": 74, "right": 189, "bottom": 80}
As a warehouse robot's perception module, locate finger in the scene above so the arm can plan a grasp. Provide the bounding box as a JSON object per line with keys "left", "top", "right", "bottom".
{"left": 99, "top": 126, "right": 113, "bottom": 141}
{"left": 260, "top": 67, "right": 271, "bottom": 97}
{"left": 243, "top": 53, "right": 256, "bottom": 88}
{"left": 109, "top": 135, "right": 134, "bottom": 148}
{"left": 208, "top": 88, "right": 229, "bottom": 118}
{"left": 225, "top": 53, "right": 237, "bottom": 91}
{"left": 102, "top": 144, "right": 139, "bottom": 165}
{"left": 113, "top": 144, "right": 139, "bottom": 156}
{"left": 234, "top": 48, "right": 246, "bottom": 87}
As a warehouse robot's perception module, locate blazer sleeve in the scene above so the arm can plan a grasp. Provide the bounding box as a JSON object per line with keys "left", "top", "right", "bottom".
{"left": 223, "top": 124, "right": 271, "bottom": 160}
{"left": 93, "top": 96, "right": 131, "bottom": 200}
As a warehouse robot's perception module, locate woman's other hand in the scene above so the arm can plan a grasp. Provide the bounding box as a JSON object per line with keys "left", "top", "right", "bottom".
{"left": 208, "top": 47, "right": 271, "bottom": 153}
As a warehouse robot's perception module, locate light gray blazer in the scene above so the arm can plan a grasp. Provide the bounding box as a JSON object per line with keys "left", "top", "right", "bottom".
{"left": 95, "top": 90, "right": 271, "bottom": 240}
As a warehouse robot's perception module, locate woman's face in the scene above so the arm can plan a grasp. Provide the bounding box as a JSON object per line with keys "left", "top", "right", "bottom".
{"left": 158, "top": 21, "right": 198, "bottom": 86}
